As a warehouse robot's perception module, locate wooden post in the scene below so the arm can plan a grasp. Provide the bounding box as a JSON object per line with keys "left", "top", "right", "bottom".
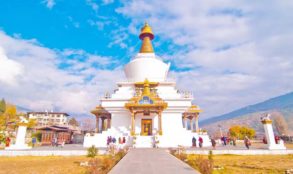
{"left": 158, "top": 111, "right": 162, "bottom": 135}
{"left": 131, "top": 111, "right": 135, "bottom": 136}
{"left": 183, "top": 115, "right": 188, "bottom": 129}
{"left": 101, "top": 117, "right": 105, "bottom": 131}
{"left": 190, "top": 116, "right": 194, "bottom": 131}
{"left": 107, "top": 115, "right": 111, "bottom": 129}
{"left": 95, "top": 115, "right": 99, "bottom": 133}
{"left": 195, "top": 113, "right": 199, "bottom": 133}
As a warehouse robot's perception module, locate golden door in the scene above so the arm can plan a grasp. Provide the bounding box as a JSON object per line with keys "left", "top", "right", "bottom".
{"left": 141, "top": 119, "right": 152, "bottom": 136}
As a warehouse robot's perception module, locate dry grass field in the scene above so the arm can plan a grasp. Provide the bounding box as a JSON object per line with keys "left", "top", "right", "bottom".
{"left": 0, "top": 156, "right": 89, "bottom": 174}
{"left": 188, "top": 154, "right": 293, "bottom": 174}
{"left": 286, "top": 143, "right": 293, "bottom": 149}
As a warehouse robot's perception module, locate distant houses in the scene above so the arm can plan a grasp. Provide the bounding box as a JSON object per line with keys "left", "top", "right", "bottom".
{"left": 27, "top": 111, "right": 69, "bottom": 127}
{"left": 27, "top": 111, "right": 82, "bottom": 145}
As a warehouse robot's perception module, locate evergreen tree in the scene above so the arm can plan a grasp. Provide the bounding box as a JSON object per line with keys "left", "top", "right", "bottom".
{"left": 0, "top": 99, "right": 6, "bottom": 115}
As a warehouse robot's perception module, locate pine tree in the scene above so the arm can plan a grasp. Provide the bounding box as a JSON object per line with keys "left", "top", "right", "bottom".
{"left": 0, "top": 99, "right": 6, "bottom": 115}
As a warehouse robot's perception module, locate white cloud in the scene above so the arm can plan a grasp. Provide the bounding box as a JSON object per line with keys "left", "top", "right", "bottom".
{"left": 86, "top": 0, "right": 99, "bottom": 12}
{"left": 43, "top": 0, "right": 55, "bottom": 9}
{"left": 0, "top": 47, "right": 23, "bottom": 86}
{"left": 102, "top": 0, "right": 114, "bottom": 5}
{"left": 0, "top": 31, "right": 122, "bottom": 115}
{"left": 117, "top": 0, "right": 293, "bottom": 118}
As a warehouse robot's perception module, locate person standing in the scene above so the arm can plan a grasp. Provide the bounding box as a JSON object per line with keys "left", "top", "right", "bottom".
{"left": 192, "top": 137, "right": 197, "bottom": 147}
{"left": 244, "top": 136, "right": 251, "bottom": 149}
{"left": 223, "top": 136, "right": 227, "bottom": 146}
{"left": 54, "top": 137, "right": 58, "bottom": 147}
{"left": 199, "top": 136, "right": 203, "bottom": 148}
{"left": 5, "top": 136, "right": 10, "bottom": 147}
{"left": 211, "top": 138, "right": 216, "bottom": 149}
{"left": 32, "top": 137, "right": 36, "bottom": 147}
{"left": 232, "top": 137, "right": 236, "bottom": 146}
{"left": 112, "top": 137, "right": 116, "bottom": 144}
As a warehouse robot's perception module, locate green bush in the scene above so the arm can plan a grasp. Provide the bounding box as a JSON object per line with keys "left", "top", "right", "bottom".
{"left": 0, "top": 133, "right": 5, "bottom": 144}
{"left": 32, "top": 132, "right": 42, "bottom": 142}
{"left": 87, "top": 145, "right": 98, "bottom": 158}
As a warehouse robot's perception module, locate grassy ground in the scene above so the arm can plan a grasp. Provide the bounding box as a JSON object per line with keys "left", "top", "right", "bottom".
{"left": 286, "top": 143, "right": 293, "bottom": 149}
{"left": 0, "top": 156, "right": 89, "bottom": 174}
{"left": 187, "top": 154, "right": 293, "bottom": 174}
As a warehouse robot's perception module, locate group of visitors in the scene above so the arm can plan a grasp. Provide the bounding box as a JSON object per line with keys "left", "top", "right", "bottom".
{"left": 220, "top": 136, "right": 236, "bottom": 146}
{"left": 107, "top": 136, "right": 126, "bottom": 146}
{"left": 221, "top": 136, "right": 251, "bottom": 149}
{"left": 191, "top": 136, "right": 252, "bottom": 149}
{"left": 191, "top": 136, "right": 203, "bottom": 148}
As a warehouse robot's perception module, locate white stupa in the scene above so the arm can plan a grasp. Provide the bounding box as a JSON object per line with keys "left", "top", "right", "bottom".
{"left": 84, "top": 23, "right": 211, "bottom": 148}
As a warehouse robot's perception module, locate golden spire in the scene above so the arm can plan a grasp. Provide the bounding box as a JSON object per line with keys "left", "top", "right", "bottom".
{"left": 142, "top": 79, "right": 151, "bottom": 96}
{"left": 139, "top": 22, "right": 154, "bottom": 53}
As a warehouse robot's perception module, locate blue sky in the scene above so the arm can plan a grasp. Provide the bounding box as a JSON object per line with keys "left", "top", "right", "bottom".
{"left": 0, "top": 0, "right": 293, "bottom": 120}
{"left": 0, "top": 1, "right": 179, "bottom": 68}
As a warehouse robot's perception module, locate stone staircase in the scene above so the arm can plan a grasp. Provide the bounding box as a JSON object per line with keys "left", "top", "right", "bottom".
{"left": 135, "top": 136, "right": 154, "bottom": 148}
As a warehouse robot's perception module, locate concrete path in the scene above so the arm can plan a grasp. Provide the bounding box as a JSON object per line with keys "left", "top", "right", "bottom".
{"left": 109, "top": 148, "right": 199, "bottom": 174}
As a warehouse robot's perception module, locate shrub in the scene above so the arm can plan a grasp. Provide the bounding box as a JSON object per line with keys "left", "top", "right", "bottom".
{"left": 208, "top": 150, "right": 214, "bottom": 164}
{"left": 194, "top": 155, "right": 213, "bottom": 174}
{"left": 32, "top": 132, "right": 42, "bottom": 142}
{"left": 115, "top": 150, "right": 126, "bottom": 161}
{"left": 0, "top": 133, "right": 5, "bottom": 144}
{"left": 87, "top": 145, "right": 98, "bottom": 158}
{"left": 87, "top": 156, "right": 115, "bottom": 174}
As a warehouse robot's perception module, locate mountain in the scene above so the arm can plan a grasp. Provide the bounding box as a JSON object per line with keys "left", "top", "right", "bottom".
{"left": 200, "top": 91, "right": 293, "bottom": 136}
{"left": 16, "top": 105, "right": 31, "bottom": 113}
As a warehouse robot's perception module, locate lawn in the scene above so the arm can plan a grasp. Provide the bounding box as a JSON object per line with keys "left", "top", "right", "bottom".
{"left": 0, "top": 156, "right": 89, "bottom": 174}
{"left": 286, "top": 143, "right": 293, "bottom": 149}
{"left": 187, "top": 154, "right": 293, "bottom": 174}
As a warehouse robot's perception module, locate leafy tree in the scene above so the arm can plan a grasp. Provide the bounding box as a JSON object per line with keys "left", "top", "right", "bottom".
{"left": 273, "top": 113, "right": 288, "bottom": 135}
{"left": 0, "top": 104, "right": 18, "bottom": 130}
{"left": 0, "top": 99, "right": 6, "bottom": 115}
{"left": 32, "top": 132, "right": 42, "bottom": 142}
{"left": 229, "top": 125, "right": 255, "bottom": 139}
{"left": 68, "top": 117, "right": 79, "bottom": 127}
{"left": 27, "top": 119, "right": 37, "bottom": 129}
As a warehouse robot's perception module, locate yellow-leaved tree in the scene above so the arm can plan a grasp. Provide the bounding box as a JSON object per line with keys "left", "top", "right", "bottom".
{"left": 229, "top": 125, "right": 255, "bottom": 139}
{"left": 0, "top": 104, "right": 18, "bottom": 131}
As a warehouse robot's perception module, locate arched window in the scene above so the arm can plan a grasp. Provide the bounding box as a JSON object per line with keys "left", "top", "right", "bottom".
{"left": 139, "top": 96, "right": 153, "bottom": 104}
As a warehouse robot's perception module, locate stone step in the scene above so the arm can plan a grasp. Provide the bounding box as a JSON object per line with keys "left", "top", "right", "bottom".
{"left": 135, "top": 136, "right": 154, "bottom": 148}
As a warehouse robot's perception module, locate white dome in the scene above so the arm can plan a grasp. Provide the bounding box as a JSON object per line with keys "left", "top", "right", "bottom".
{"left": 124, "top": 53, "right": 170, "bottom": 82}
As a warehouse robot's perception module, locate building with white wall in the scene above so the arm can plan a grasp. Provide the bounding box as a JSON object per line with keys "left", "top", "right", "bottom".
{"left": 27, "top": 111, "right": 69, "bottom": 126}
{"left": 84, "top": 23, "right": 211, "bottom": 148}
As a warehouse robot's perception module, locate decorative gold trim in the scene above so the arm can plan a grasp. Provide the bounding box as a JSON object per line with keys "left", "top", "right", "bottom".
{"left": 125, "top": 79, "right": 168, "bottom": 110}
{"left": 261, "top": 120, "right": 273, "bottom": 124}
{"left": 17, "top": 122, "right": 28, "bottom": 126}
{"left": 186, "top": 105, "right": 203, "bottom": 113}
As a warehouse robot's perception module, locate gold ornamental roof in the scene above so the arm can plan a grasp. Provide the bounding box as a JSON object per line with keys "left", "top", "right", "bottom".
{"left": 125, "top": 79, "right": 167, "bottom": 111}
{"left": 91, "top": 105, "right": 110, "bottom": 116}
{"left": 185, "top": 105, "right": 203, "bottom": 113}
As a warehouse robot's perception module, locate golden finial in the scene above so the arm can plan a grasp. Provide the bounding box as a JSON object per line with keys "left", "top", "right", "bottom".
{"left": 139, "top": 22, "right": 154, "bottom": 53}
{"left": 142, "top": 79, "right": 151, "bottom": 96}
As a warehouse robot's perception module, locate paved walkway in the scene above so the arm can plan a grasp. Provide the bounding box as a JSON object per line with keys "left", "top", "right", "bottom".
{"left": 109, "top": 148, "right": 199, "bottom": 174}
